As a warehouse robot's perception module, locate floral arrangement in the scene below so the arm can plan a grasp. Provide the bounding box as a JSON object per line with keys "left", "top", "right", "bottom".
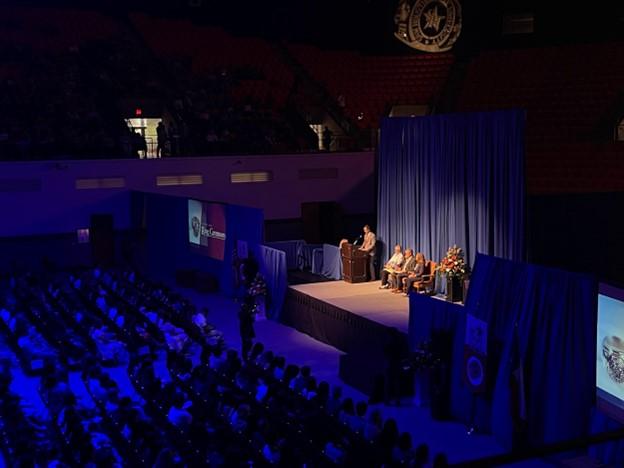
{"left": 438, "top": 245, "right": 469, "bottom": 278}
{"left": 248, "top": 272, "right": 267, "bottom": 298}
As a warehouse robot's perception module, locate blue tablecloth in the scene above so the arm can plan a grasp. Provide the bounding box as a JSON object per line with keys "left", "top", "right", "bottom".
{"left": 265, "top": 240, "right": 324, "bottom": 271}
{"left": 258, "top": 245, "right": 288, "bottom": 320}
{"left": 311, "top": 244, "right": 342, "bottom": 280}
{"left": 300, "top": 243, "right": 322, "bottom": 270}
{"left": 266, "top": 240, "right": 305, "bottom": 270}
{"left": 321, "top": 244, "right": 342, "bottom": 280}
{"left": 311, "top": 248, "right": 324, "bottom": 276}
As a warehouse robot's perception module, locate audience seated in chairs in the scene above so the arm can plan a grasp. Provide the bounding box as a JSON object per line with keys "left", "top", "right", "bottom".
{"left": 0, "top": 265, "right": 450, "bottom": 466}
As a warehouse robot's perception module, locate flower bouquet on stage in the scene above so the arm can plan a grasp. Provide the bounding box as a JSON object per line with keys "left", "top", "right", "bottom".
{"left": 438, "top": 245, "right": 470, "bottom": 303}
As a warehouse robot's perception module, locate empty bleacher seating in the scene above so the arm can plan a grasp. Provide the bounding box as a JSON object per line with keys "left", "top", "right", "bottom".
{"left": 288, "top": 44, "right": 454, "bottom": 128}
{"left": 457, "top": 43, "right": 624, "bottom": 194}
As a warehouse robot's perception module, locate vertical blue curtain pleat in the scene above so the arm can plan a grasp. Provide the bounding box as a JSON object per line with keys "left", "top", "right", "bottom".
{"left": 225, "top": 206, "right": 288, "bottom": 320}
{"left": 458, "top": 254, "right": 597, "bottom": 450}
{"left": 257, "top": 246, "right": 287, "bottom": 320}
{"left": 377, "top": 110, "right": 526, "bottom": 268}
{"left": 223, "top": 204, "right": 264, "bottom": 296}
{"left": 390, "top": 112, "right": 597, "bottom": 450}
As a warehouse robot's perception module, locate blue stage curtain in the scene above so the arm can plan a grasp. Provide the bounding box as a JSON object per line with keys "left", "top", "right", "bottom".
{"left": 589, "top": 408, "right": 624, "bottom": 465}
{"left": 223, "top": 204, "right": 264, "bottom": 296}
{"left": 408, "top": 293, "right": 465, "bottom": 349}
{"left": 463, "top": 254, "right": 596, "bottom": 450}
{"left": 258, "top": 245, "right": 288, "bottom": 320}
{"left": 311, "top": 248, "right": 324, "bottom": 276}
{"left": 377, "top": 110, "right": 526, "bottom": 269}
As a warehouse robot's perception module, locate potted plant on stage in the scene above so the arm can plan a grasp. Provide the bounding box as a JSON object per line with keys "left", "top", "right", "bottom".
{"left": 438, "top": 245, "right": 469, "bottom": 303}
{"left": 248, "top": 272, "right": 268, "bottom": 319}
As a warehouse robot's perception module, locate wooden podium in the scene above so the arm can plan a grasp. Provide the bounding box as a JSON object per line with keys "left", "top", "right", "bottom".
{"left": 341, "top": 243, "right": 368, "bottom": 283}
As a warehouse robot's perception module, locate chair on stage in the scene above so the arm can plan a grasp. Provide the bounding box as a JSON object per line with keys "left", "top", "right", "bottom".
{"left": 411, "top": 260, "right": 437, "bottom": 294}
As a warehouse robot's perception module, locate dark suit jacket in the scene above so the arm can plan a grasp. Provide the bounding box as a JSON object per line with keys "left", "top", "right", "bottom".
{"left": 400, "top": 256, "right": 417, "bottom": 273}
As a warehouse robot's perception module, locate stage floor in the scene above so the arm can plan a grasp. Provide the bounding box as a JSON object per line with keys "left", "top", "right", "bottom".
{"left": 290, "top": 280, "right": 410, "bottom": 333}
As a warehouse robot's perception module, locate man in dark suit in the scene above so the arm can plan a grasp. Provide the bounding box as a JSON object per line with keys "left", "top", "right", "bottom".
{"left": 390, "top": 249, "right": 415, "bottom": 292}
{"left": 358, "top": 225, "right": 377, "bottom": 281}
{"left": 402, "top": 252, "right": 426, "bottom": 295}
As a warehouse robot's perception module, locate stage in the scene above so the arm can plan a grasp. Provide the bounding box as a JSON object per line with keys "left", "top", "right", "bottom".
{"left": 291, "top": 280, "right": 410, "bottom": 332}
{"left": 282, "top": 280, "right": 410, "bottom": 351}
{"left": 279, "top": 279, "right": 413, "bottom": 395}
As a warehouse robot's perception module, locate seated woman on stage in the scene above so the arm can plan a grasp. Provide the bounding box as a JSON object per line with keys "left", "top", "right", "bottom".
{"left": 379, "top": 245, "right": 404, "bottom": 289}
{"left": 401, "top": 252, "right": 426, "bottom": 296}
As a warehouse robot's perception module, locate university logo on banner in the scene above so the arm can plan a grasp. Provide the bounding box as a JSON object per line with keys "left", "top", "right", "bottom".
{"left": 463, "top": 313, "right": 487, "bottom": 393}
{"left": 394, "top": 0, "right": 462, "bottom": 52}
{"left": 188, "top": 199, "right": 227, "bottom": 260}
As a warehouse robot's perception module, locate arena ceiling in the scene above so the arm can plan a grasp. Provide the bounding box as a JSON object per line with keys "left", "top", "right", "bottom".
{"left": 7, "top": 0, "right": 624, "bottom": 54}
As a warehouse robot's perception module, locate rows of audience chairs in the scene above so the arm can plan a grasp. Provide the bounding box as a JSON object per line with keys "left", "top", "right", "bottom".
{"left": 0, "top": 266, "right": 448, "bottom": 466}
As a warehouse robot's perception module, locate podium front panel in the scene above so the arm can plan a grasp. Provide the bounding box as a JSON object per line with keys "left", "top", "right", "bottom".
{"left": 341, "top": 243, "right": 368, "bottom": 283}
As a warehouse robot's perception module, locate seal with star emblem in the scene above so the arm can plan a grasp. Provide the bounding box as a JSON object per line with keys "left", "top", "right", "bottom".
{"left": 394, "top": 0, "right": 462, "bottom": 52}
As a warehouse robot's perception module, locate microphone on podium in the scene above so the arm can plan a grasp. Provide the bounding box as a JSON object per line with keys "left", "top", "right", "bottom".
{"left": 353, "top": 235, "right": 363, "bottom": 245}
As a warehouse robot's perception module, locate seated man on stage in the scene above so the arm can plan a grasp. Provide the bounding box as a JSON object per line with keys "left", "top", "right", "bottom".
{"left": 390, "top": 248, "right": 415, "bottom": 292}
{"left": 379, "top": 244, "right": 404, "bottom": 289}
{"left": 401, "top": 252, "right": 426, "bottom": 296}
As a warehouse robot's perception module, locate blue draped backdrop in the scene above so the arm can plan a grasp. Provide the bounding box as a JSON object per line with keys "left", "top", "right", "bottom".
{"left": 467, "top": 254, "right": 596, "bottom": 449}
{"left": 223, "top": 204, "right": 264, "bottom": 296}
{"left": 257, "top": 245, "right": 287, "bottom": 320}
{"left": 377, "top": 110, "right": 526, "bottom": 268}
{"left": 137, "top": 193, "right": 288, "bottom": 318}
{"left": 223, "top": 205, "right": 288, "bottom": 319}
{"left": 409, "top": 254, "right": 597, "bottom": 450}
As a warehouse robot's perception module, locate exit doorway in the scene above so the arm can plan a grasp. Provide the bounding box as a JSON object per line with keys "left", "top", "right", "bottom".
{"left": 125, "top": 118, "right": 162, "bottom": 158}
